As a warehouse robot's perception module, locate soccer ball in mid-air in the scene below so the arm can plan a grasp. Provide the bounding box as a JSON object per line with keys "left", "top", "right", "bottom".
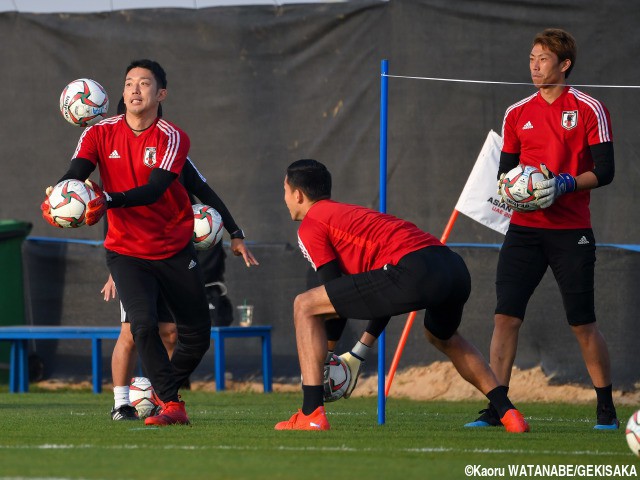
{"left": 59, "top": 78, "right": 109, "bottom": 127}
{"left": 47, "top": 179, "right": 96, "bottom": 228}
{"left": 192, "top": 203, "right": 224, "bottom": 250}
{"left": 626, "top": 410, "right": 640, "bottom": 457}
{"left": 323, "top": 354, "right": 351, "bottom": 402}
{"left": 129, "top": 377, "right": 159, "bottom": 418}
{"left": 499, "top": 164, "right": 546, "bottom": 212}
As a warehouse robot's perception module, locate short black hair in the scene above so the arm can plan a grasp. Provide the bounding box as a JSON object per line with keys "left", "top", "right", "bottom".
{"left": 125, "top": 59, "right": 167, "bottom": 89}
{"left": 286, "top": 159, "right": 332, "bottom": 201}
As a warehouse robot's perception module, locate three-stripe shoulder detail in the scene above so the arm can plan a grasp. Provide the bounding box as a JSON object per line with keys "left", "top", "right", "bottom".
{"left": 156, "top": 119, "right": 181, "bottom": 170}
{"left": 568, "top": 87, "right": 611, "bottom": 143}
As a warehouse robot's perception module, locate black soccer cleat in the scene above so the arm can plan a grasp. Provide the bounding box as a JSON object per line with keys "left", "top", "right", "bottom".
{"left": 464, "top": 403, "right": 502, "bottom": 427}
{"left": 111, "top": 405, "right": 139, "bottom": 421}
{"left": 594, "top": 404, "right": 619, "bottom": 430}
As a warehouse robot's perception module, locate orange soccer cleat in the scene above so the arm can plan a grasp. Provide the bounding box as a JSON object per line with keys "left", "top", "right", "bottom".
{"left": 274, "top": 406, "right": 330, "bottom": 431}
{"left": 500, "top": 408, "right": 530, "bottom": 433}
{"left": 144, "top": 400, "right": 190, "bottom": 426}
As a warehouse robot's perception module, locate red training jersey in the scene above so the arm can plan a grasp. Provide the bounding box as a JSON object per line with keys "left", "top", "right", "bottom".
{"left": 501, "top": 86, "right": 612, "bottom": 229}
{"left": 73, "top": 115, "right": 193, "bottom": 260}
{"left": 297, "top": 199, "right": 442, "bottom": 274}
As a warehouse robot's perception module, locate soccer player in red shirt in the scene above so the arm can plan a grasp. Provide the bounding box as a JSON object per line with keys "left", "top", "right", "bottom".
{"left": 101, "top": 96, "right": 257, "bottom": 421}
{"left": 275, "top": 159, "right": 529, "bottom": 433}
{"left": 105, "top": 154, "right": 258, "bottom": 421}
{"left": 41, "top": 59, "right": 212, "bottom": 426}
{"left": 465, "top": 29, "right": 617, "bottom": 430}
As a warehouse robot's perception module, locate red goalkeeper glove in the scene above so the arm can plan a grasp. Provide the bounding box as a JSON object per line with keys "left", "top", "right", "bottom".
{"left": 84, "top": 179, "right": 109, "bottom": 226}
{"left": 40, "top": 194, "right": 62, "bottom": 228}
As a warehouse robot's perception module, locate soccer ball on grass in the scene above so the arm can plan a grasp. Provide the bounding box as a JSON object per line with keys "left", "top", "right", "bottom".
{"left": 626, "top": 410, "right": 640, "bottom": 457}
{"left": 192, "top": 203, "right": 224, "bottom": 250}
{"left": 129, "top": 376, "right": 160, "bottom": 418}
{"left": 323, "top": 354, "right": 351, "bottom": 402}
{"left": 499, "top": 164, "right": 546, "bottom": 212}
{"left": 59, "top": 78, "right": 109, "bottom": 127}
{"left": 47, "top": 179, "right": 96, "bottom": 228}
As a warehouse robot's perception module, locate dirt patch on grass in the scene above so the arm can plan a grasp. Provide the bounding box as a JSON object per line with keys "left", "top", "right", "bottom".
{"left": 350, "top": 362, "right": 640, "bottom": 406}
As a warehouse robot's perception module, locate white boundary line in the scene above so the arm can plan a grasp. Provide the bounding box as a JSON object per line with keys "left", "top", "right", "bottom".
{"left": 382, "top": 74, "right": 640, "bottom": 89}
{"left": 0, "top": 443, "right": 628, "bottom": 457}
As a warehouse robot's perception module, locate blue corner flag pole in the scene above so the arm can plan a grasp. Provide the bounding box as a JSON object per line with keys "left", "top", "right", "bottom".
{"left": 378, "top": 59, "right": 389, "bottom": 425}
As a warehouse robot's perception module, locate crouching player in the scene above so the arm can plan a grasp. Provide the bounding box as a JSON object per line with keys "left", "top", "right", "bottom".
{"left": 276, "top": 159, "right": 529, "bottom": 433}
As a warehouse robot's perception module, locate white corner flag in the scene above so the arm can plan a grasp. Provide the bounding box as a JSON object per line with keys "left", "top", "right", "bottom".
{"left": 454, "top": 130, "right": 512, "bottom": 235}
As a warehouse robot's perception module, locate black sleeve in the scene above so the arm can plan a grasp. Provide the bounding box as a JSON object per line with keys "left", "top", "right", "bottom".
{"left": 60, "top": 158, "right": 177, "bottom": 209}
{"left": 316, "top": 259, "right": 342, "bottom": 285}
{"left": 365, "top": 318, "right": 391, "bottom": 339}
{"left": 498, "top": 152, "right": 520, "bottom": 179}
{"left": 107, "top": 168, "right": 177, "bottom": 208}
{"left": 57, "top": 158, "right": 96, "bottom": 183}
{"left": 317, "top": 260, "right": 348, "bottom": 342}
{"left": 182, "top": 159, "right": 240, "bottom": 234}
{"left": 590, "top": 142, "right": 614, "bottom": 187}
{"left": 326, "top": 318, "right": 347, "bottom": 343}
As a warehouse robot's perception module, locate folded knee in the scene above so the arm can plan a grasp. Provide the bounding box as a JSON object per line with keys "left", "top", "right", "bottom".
{"left": 177, "top": 327, "right": 211, "bottom": 355}
{"left": 130, "top": 323, "right": 158, "bottom": 342}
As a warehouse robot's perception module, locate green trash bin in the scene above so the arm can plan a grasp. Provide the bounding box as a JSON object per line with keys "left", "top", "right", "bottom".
{"left": 0, "top": 220, "right": 32, "bottom": 383}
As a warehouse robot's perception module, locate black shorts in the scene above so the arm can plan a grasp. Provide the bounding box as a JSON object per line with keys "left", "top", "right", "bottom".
{"left": 325, "top": 246, "right": 471, "bottom": 340}
{"left": 120, "top": 298, "right": 175, "bottom": 324}
{"left": 106, "top": 244, "right": 210, "bottom": 333}
{"left": 496, "top": 224, "right": 596, "bottom": 326}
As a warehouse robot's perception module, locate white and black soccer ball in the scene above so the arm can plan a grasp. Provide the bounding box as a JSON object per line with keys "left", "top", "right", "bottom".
{"left": 499, "top": 164, "right": 545, "bottom": 212}
{"left": 626, "top": 410, "right": 640, "bottom": 457}
{"left": 48, "top": 179, "right": 96, "bottom": 228}
{"left": 323, "top": 354, "right": 351, "bottom": 402}
{"left": 59, "top": 78, "right": 109, "bottom": 127}
{"left": 192, "top": 203, "right": 224, "bottom": 250}
{"left": 129, "top": 377, "right": 159, "bottom": 418}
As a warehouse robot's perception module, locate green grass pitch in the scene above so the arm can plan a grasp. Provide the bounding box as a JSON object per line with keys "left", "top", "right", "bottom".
{"left": 0, "top": 389, "right": 637, "bottom": 479}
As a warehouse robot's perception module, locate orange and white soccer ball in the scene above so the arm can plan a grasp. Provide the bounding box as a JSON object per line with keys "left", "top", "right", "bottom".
{"left": 129, "top": 377, "right": 160, "bottom": 418}
{"left": 59, "top": 78, "right": 109, "bottom": 127}
{"left": 626, "top": 410, "right": 640, "bottom": 457}
{"left": 48, "top": 179, "right": 96, "bottom": 228}
{"left": 192, "top": 203, "right": 224, "bottom": 250}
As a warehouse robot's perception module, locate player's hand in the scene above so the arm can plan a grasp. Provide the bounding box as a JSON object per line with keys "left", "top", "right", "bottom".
{"left": 339, "top": 351, "right": 364, "bottom": 399}
{"left": 101, "top": 274, "right": 117, "bottom": 301}
{"left": 40, "top": 194, "right": 62, "bottom": 228}
{"left": 230, "top": 238, "right": 259, "bottom": 268}
{"left": 84, "top": 179, "right": 109, "bottom": 226}
{"left": 534, "top": 164, "right": 576, "bottom": 209}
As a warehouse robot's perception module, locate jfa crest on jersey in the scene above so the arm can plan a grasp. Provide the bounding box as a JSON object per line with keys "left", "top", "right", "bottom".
{"left": 501, "top": 86, "right": 613, "bottom": 231}
{"left": 562, "top": 110, "right": 578, "bottom": 130}
{"left": 72, "top": 116, "right": 192, "bottom": 260}
{"left": 144, "top": 147, "right": 157, "bottom": 167}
